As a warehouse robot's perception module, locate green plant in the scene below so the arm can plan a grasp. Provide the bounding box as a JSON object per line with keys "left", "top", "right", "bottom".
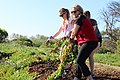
{"left": 0, "top": 28, "right": 8, "bottom": 42}
{"left": 115, "top": 40, "right": 120, "bottom": 54}
{"left": 94, "top": 53, "right": 120, "bottom": 66}
{"left": 47, "top": 39, "right": 77, "bottom": 80}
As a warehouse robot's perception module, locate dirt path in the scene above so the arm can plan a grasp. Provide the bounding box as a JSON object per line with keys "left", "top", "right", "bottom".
{"left": 29, "top": 60, "right": 120, "bottom": 80}
{"left": 93, "top": 62, "right": 120, "bottom": 79}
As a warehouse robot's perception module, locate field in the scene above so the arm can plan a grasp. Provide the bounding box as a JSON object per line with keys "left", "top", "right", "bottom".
{"left": 0, "top": 42, "right": 120, "bottom": 80}
{"left": 29, "top": 59, "right": 120, "bottom": 80}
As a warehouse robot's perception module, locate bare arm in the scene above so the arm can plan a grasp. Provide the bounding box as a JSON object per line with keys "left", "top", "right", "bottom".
{"left": 93, "top": 25, "right": 96, "bottom": 31}
{"left": 53, "top": 27, "right": 62, "bottom": 38}
{"left": 70, "top": 24, "right": 80, "bottom": 39}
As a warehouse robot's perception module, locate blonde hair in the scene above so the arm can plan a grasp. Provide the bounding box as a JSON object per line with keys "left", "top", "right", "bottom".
{"left": 73, "top": 4, "right": 83, "bottom": 14}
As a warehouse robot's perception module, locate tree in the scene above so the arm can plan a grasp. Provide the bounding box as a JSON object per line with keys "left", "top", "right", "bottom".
{"left": 101, "top": 1, "right": 120, "bottom": 41}
{"left": 0, "top": 28, "right": 8, "bottom": 42}
{"left": 10, "top": 33, "right": 27, "bottom": 40}
{"left": 30, "top": 34, "right": 48, "bottom": 47}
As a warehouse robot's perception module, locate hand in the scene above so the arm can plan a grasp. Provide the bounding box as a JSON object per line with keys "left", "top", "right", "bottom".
{"left": 68, "top": 38, "right": 74, "bottom": 43}
{"left": 49, "top": 36, "right": 54, "bottom": 40}
{"left": 68, "top": 38, "right": 78, "bottom": 45}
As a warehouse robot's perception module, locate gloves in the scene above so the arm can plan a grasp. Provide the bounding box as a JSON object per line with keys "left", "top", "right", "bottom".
{"left": 49, "top": 36, "right": 54, "bottom": 40}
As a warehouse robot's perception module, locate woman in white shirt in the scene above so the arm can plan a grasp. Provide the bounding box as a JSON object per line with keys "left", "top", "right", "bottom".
{"left": 47, "top": 8, "right": 74, "bottom": 62}
{"left": 49, "top": 8, "right": 73, "bottom": 39}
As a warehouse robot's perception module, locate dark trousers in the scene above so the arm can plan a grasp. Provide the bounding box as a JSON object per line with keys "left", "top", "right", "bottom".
{"left": 76, "top": 41, "right": 98, "bottom": 79}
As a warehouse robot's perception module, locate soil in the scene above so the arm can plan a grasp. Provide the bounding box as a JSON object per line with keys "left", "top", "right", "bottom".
{"left": 29, "top": 59, "right": 120, "bottom": 80}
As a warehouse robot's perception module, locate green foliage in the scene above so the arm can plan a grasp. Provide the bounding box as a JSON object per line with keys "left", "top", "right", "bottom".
{"left": 30, "top": 34, "right": 48, "bottom": 47}
{"left": 100, "top": 38, "right": 117, "bottom": 53}
{"left": 0, "top": 42, "right": 42, "bottom": 80}
{"left": 0, "top": 28, "right": 8, "bottom": 42}
{"left": 10, "top": 34, "right": 49, "bottom": 47}
{"left": 0, "top": 37, "right": 120, "bottom": 80}
{"left": 0, "top": 41, "right": 62, "bottom": 80}
{"left": 94, "top": 53, "right": 120, "bottom": 66}
{"left": 115, "top": 40, "right": 120, "bottom": 54}
{"left": 9, "top": 67, "right": 34, "bottom": 80}
{"left": 10, "top": 33, "right": 28, "bottom": 40}
{"left": 96, "top": 47, "right": 110, "bottom": 53}
{"left": 12, "top": 38, "right": 33, "bottom": 46}
{"left": 47, "top": 39, "right": 77, "bottom": 80}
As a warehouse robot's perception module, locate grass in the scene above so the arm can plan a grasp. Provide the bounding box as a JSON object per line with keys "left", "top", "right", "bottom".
{"left": 94, "top": 53, "right": 120, "bottom": 66}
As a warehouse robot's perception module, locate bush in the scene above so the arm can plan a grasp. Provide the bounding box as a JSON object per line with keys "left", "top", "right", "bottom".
{"left": 100, "top": 39, "right": 117, "bottom": 53}
{"left": 115, "top": 40, "right": 120, "bottom": 54}
{"left": 12, "top": 38, "right": 33, "bottom": 46}
{"left": 96, "top": 47, "right": 111, "bottom": 53}
{"left": 0, "top": 28, "right": 8, "bottom": 42}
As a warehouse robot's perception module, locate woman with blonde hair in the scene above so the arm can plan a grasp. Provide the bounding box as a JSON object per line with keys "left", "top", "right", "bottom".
{"left": 70, "top": 4, "right": 98, "bottom": 80}
{"left": 84, "top": 10, "right": 102, "bottom": 77}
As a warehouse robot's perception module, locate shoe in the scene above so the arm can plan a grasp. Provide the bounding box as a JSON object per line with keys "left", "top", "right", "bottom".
{"left": 86, "top": 75, "right": 93, "bottom": 80}
{"left": 73, "top": 77, "right": 79, "bottom": 80}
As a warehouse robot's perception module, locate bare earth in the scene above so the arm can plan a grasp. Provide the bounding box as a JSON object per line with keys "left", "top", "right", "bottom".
{"left": 29, "top": 60, "right": 120, "bottom": 80}
{"left": 93, "top": 62, "right": 120, "bottom": 80}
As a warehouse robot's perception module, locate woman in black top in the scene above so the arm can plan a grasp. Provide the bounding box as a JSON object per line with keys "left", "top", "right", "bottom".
{"left": 84, "top": 10, "right": 102, "bottom": 77}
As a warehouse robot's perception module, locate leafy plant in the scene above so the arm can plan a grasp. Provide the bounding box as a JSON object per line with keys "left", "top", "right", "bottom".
{"left": 47, "top": 39, "right": 77, "bottom": 80}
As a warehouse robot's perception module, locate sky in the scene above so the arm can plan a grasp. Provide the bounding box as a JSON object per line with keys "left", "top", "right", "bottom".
{"left": 0, "top": 0, "right": 118, "bottom": 38}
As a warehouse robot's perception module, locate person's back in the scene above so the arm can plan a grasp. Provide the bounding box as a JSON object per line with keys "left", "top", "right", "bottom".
{"left": 90, "top": 19, "right": 102, "bottom": 44}
{"left": 84, "top": 10, "right": 102, "bottom": 77}
{"left": 84, "top": 11, "right": 102, "bottom": 45}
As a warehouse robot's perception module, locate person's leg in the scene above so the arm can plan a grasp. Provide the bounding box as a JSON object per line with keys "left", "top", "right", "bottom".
{"left": 89, "top": 52, "right": 94, "bottom": 75}
{"left": 89, "top": 51, "right": 94, "bottom": 75}
{"left": 75, "top": 64, "right": 82, "bottom": 79}
{"left": 76, "top": 41, "right": 98, "bottom": 79}
{"left": 89, "top": 42, "right": 100, "bottom": 75}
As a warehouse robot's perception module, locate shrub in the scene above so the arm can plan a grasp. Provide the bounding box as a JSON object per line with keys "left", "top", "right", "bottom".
{"left": 0, "top": 28, "right": 8, "bottom": 42}
{"left": 100, "top": 38, "right": 116, "bottom": 53}
{"left": 115, "top": 40, "right": 120, "bottom": 54}
{"left": 12, "top": 38, "right": 33, "bottom": 46}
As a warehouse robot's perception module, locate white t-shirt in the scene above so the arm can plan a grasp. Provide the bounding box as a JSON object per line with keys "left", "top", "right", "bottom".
{"left": 60, "top": 18, "right": 73, "bottom": 37}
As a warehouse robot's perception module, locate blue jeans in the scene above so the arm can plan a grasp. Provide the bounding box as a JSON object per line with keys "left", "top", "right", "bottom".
{"left": 75, "top": 41, "right": 98, "bottom": 79}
